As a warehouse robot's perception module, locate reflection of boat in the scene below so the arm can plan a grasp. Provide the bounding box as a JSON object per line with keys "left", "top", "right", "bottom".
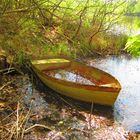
{"left": 31, "top": 58, "right": 121, "bottom": 106}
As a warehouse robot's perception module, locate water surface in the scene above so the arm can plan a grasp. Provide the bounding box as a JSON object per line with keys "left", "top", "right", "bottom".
{"left": 44, "top": 69, "right": 95, "bottom": 85}
{"left": 87, "top": 55, "right": 140, "bottom": 132}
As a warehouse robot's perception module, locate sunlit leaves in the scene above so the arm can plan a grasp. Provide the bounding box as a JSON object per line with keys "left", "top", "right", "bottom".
{"left": 125, "top": 34, "right": 140, "bottom": 57}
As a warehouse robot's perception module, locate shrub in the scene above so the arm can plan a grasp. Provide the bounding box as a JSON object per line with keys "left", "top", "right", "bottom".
{"left": 125, "top": 34, "right": 140, "bottom": 57}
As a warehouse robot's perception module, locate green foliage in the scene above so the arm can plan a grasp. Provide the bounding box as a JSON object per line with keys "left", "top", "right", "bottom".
{"left": 116, "top": 34, "right": 128, "bottom": 49}
{"left": 127, "top": 1, "right": 140, "bottom": 13}
{"left": 125, "top": 34, "right": 140, "bottom": 57}
{"left": 0, "top": 0, "right": 130, "bottom": 63}
{"left": 46, "top": 43, "right": 70, "bottom": 56}
{"left": 16, "top": 51, "right": 26, "bottom": 65}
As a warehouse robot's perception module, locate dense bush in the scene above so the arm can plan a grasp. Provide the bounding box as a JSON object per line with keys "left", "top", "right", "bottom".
{"left": 0, "top": 0, "right": 136, "bottom": 61}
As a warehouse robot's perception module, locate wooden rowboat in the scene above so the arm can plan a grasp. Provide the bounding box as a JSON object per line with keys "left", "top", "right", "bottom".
{"left": 31, "top": 58, "right": 121, "bottom": 106}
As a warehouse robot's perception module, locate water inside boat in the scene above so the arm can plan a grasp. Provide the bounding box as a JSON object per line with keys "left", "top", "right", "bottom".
{"left": 43, "top": 69, "right": 95, "bottom": 85}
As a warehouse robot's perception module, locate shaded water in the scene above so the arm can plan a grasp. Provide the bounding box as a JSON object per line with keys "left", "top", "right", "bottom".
{"left": 87, "top": 55, "right": 140, "bottom": 132}
{"left": 44, "top": 69, "right": 94, "bottom": 85}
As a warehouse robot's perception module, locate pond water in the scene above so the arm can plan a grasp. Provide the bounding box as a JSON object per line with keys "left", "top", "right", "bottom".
{"left": 87, "top": 55, "right": 140, "bottom": 132}
{"left": 43, "top": 69, "right": 94, "bottom": 85}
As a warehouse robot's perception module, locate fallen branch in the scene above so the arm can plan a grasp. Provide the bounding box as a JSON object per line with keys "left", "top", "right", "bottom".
{"left": 0, "top": 67, "right": 15, "bottom": 74}
{"left": 25, "top": 124, "right": 53, "bottom": 133}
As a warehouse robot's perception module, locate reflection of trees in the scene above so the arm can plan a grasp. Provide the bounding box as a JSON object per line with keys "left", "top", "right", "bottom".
{"left": 46, "top": 69, "right": 94, "bottom": 85}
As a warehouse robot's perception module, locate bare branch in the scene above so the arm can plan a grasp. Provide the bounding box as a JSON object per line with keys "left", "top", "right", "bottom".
{"left": 72, "top": 0, "right": 90, "bottom": 40}
{"left": 89, "top": 0, "right": 126, "bottom": 46}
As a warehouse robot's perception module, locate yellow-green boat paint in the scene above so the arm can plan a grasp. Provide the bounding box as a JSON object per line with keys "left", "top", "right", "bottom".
{"left": 31, "top": 58, "right": 121, "bottom": 106}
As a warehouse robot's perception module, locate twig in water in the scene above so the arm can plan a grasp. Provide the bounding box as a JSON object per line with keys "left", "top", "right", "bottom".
{"left": 21, "top": 100, "right": 33, "bottom": 139}
{"left": 89, "top": 101, "right": 94, "bottom": 139}
{"left": 16, "top": 102, "right": 19, "bottom": 140}
{"left": 25, "top": 124, "right": 53, "bottom": 133}
{"left": 90, "top": 101, "right": 94, "bottom": 130}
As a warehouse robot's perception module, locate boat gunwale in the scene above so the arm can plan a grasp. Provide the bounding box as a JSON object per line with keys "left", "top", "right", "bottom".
{"left": 31, "top": 57, "right": 121, "bottom": 90}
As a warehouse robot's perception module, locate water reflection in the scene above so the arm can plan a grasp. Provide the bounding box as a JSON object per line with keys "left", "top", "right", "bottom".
{"left": 44, "top": 69, "right": 94, "bottom": 85}
{"left": 87, "top": 55, "right": 140, "bottom": 132}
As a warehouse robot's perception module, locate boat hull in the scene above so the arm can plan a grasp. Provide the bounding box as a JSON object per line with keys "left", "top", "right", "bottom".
{"left": 31, "top": 58, "right": 121, "bottom": 106}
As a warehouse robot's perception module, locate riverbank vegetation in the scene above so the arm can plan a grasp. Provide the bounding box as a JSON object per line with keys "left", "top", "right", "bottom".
{"left": 1, "top": 0, "right": 140, "bottom": 64}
